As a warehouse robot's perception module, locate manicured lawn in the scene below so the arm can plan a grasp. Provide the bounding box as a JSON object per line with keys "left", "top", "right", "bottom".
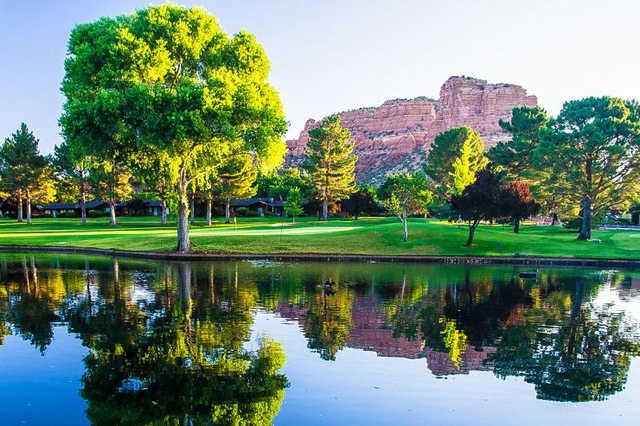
{"left": 0, "top": 216, "right": 637, "bottom": 259}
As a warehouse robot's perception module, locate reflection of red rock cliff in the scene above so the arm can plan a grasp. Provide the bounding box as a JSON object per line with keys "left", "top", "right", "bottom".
{"left": 276, "top": 294, "right": 423, "bottom": 359}
{"left": 426, "top": 346, "right": 496, "bottom": 376}
{"left": 285, "top": 76, "right": 537, "bottom": 183}
{"left": 347, "top": 295, "right": 424, "bottom": 359}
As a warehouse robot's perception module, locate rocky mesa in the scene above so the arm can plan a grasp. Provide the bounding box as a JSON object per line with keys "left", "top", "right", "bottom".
{"left": 285, "top": 76, "right": 537, "bottom": 183}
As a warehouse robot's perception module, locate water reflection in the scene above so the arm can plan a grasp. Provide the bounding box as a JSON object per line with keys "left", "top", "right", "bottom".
{"left": 0, "top": 254, "right": 639, "bottom": 425}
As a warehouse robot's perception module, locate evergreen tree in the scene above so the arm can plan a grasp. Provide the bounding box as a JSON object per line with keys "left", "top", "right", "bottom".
{"left": 425, "top": 126, "right": 487, "bottom": 201}
{"left": 489, "top": 106, "right": 562, "bottom": 223}
{"left": 302, "top": 115, "right": 357, "bottom": 220}
{"left": 537, "top": 97, "right": 640, "bottom": 240}
{"left": 0, "top": 123, "right": 55, "bottom": 224}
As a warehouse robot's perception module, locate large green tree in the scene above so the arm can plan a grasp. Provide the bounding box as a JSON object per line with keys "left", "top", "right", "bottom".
{"left": 425, "top": 126, "right": 487, "bottom": 201}
{"left": 489, "top": 106, "right": 564, "bottom": 223}
{"left": 378, "top": 172, "right": 432, "bottom": 241}
{"left": 303, "top": 115, "right": 357, "bottom": 220}
{"left": 60, "top": 5, "right": 286, "bottom": 252}
{"left": 538, "top": 97, "right": 640, "bottom": 240}
{"left": 0, "top": 123, "right": 55, "bottom": 224}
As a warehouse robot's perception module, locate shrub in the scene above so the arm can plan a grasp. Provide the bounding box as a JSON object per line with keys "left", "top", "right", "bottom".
{"left": 87, "top": 210, "right": 107, "bottom": 218}
{"left": 57, "top": 211, "right": 78, "bottom": 218}
{"left": 564, "top": 217, "right": 582, "bottom": 229}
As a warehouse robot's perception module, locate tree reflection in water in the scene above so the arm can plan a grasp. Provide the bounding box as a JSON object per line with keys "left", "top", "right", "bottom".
{"left": 0, "top": 254, "right": 639, "bottom": 414}
{"left": 1, "top": 256, "right": 288, "bottom": 425}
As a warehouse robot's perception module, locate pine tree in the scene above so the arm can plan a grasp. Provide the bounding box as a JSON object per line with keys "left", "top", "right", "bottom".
{"left": 302, "top": 115, "right": 357, "bottom": 220}
{"left": 0, "top": 123, "right": 55, "bottom": 224}
{"left": 425, "top": 126, "right": 487, "bottom": 201}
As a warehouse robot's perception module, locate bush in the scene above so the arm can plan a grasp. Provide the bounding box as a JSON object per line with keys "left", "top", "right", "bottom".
{"left": 564, "top": 217, "right": 582, "bottom": 229}
{"left": 236, "top": 207, "right": 249, "bottom": 217}
{"left": 57, "top": 211, "right": 78, "bottom": 218}
{"left": 87, "top": 210, "right": 108, "bottom": 218}
{"left": 245, "top": 210, "right": 261, "bottom": 217}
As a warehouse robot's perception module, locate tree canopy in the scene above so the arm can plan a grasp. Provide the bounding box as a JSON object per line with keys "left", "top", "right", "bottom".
{"left": 537, "top": 97, "right": 640, "bottom": 239}
{"left": 60, "top": 5, "right": 286, "bottom": 251}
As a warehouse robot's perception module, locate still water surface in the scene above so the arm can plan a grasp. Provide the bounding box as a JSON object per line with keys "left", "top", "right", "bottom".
{"left": 0, "top": 253, "right": 639, "bottom": 425}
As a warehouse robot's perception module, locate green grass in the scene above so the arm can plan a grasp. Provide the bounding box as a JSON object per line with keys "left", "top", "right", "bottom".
{"left": 0, "top": 216, "right": 637, "bottom": 259}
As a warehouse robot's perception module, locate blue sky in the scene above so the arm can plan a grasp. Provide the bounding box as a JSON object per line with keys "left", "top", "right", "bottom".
{"left": 1, "top": 0, "right": 639, "bottom": 153}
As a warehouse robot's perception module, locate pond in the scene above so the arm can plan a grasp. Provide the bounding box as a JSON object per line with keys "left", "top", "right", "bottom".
{"left": 0, "top": 253, "right": 639, "bottom": 425}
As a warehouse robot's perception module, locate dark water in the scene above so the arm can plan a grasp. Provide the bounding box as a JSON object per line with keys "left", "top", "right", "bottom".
{"left": 0, "top": 253, "right": 639, "bottom": 425}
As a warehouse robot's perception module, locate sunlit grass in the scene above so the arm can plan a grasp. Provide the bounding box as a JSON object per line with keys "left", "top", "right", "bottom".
{"left": 0, "top": 216, "right": 637, "bottom": 259}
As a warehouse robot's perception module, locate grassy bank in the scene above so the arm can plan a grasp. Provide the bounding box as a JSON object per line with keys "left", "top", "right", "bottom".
{"left": 0, "top": 216, "right": 637, "bottom": 260}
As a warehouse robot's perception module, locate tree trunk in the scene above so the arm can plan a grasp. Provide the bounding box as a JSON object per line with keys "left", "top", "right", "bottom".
{"left": 292, "top": 215, "right": 296, "bottom": 224}
{"left": 178, "top": 262, "right": 192, "bottom": 312}
{"left": 402, "top": 207, "right": 408, "bottom": 242}
{"left": 161, "top": 197, "right": 168, "bottom": 225}
{"left": 578, "top": 195, "right": 592, "bottom": 240}
{"left": 176, "top": 183, "right": 190, "bottom": 253}
{"left": 109, "top": 201, "right": 117, "bottom": 225}
{"left": 513, "top": 217, "right": 520, "bottom": 234}
{"left": 80, "top": 191, "right": 87, "bottom": 225}
{"left": 206, "top": 197, "right": 212, "bottom": 226}
{"left": 25, "top": 190, "right": 32, "bottom": 225}
{"left": 551, "top": 212, "right": 559, "bottom": 226}
{"left": 466, "top": 223, "right": 478, "bottom": 246}
{"left": 17, "top": 191, "right": 23, "bottom": 222}
{"left": 225, "top": 201, "right": 231, "bottom": 224}
{"left": 190, "top": 195, "right": 195, "bottom": 224}
{"left": 322, "top": 193, "right": 329, "bottom": 221}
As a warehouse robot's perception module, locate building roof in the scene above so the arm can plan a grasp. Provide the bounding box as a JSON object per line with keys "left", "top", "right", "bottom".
{"left": 43, "top": 202, "right": 77, "bottom": 210}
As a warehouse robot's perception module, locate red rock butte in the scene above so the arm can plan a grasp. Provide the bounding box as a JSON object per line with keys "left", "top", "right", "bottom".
{"left": 285, "top": 76, "right": 537, "bottom": 183}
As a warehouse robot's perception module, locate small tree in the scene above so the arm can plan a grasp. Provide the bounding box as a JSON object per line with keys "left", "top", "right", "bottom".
{"left": 53, "top": 141, "right": 91, "bottom": 224}
{"left": 131, "top": 149, "right": 174, "bottom": 225}
{"left": 501, "top": 181, "right": 540, "bottom": 233}
{"left": 212, "top": 151, "right": 257, "bottom": 224}
{"left": 342, "top": 185, "right": 378, "bottom": 219}
{"left": 450, "top": 165, "right": 505, "bottom": 246}
{"left": 257, "top": 167, "right": 311, "bottom": 200}
{"left": 89, "top": 161, "right": 132, "bottom": 225}
{"left": 378, "top": 172, "right": 432, "bottom": 242}
{"left": 303, "top": 115, "right": 357, "bottom": 221}
{"left": 0, "top": 123, "right": 54, "bottom": 224}
{"left": 284, "top": 187, "right": 304, "bottom": 223}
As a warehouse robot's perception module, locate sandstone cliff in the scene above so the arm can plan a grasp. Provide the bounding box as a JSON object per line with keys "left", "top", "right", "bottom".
{"left": 285, "top": 76, "right": 537, "bottom": 183}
